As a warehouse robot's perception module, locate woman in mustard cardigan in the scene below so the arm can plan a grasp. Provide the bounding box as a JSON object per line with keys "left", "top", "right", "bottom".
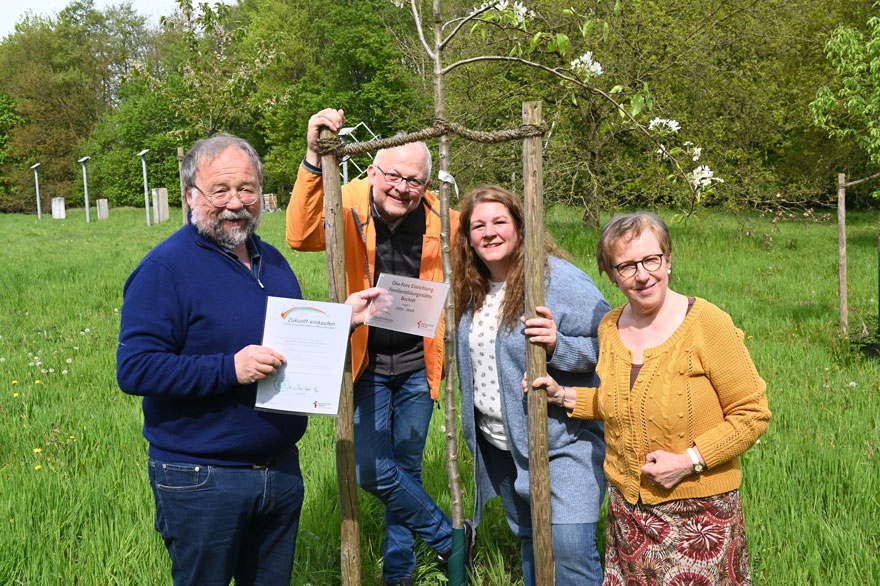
{"left": 529, "top": 212, "right": 770, "bottom": 586}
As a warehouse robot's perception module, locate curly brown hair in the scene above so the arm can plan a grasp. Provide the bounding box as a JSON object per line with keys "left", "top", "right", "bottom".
{"left": 453, "top": 185, "right": 565, "bottom": 328}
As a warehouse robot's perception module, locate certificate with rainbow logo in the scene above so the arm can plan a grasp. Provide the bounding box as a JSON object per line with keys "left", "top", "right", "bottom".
{"left": 255, "top": 296, "right": 352, "bottom": 416}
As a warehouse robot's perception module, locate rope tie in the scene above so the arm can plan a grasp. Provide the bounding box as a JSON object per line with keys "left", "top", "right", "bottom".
{"left": 315, "top": 120, "right": 546, "bottom": 158}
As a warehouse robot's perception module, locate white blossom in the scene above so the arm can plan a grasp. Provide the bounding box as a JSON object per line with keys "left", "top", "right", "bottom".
{"left": 570, "top": 52, "right": 604, "bottom": 78}
{"left": 688, "top": 165, "right": 724, "bottom": 189}
{"left": 648, "top": 118, "right": 680, "bottom": 133}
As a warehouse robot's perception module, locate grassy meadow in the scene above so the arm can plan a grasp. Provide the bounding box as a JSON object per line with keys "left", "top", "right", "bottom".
{"left": 1, "top": 204, "right": 878, "bottom": 585}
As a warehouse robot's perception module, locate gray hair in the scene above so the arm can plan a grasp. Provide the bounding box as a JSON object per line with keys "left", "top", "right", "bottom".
{"left": 596, "top": 212, "right": 671, "bottom": 277}
{"left": 180, "top": 133, "right": 264, "bottom": 189}
{"left": 374, "top": 135, "right": 432, "bottom": 180}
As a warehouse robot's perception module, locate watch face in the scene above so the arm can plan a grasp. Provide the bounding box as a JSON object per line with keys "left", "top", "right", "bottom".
{"left": 694, "top": 462, "right": 705, "bottom": 474}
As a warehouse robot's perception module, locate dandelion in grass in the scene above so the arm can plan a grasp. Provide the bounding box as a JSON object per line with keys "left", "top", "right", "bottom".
{"left": 34, "top": 380, "right": 41, "bottom": 384}
{"left": 0, "top": 357, "right": 5, "bottom": 362}
{"left": 12, "top": 380, "right": 17, "bottom": 385}
{"left": 48, "top": 368, "right": 54, "bottom": 373}
{"left": 85, "top": 328, "right": 90, "bottom": 333}
{"left": 66, "top": 359, "right": 72, "bottom": 364}
{"left": 34, "top": 465, "right": 42, "bottom": 471}
{"left": 848, "top": 382, "right": 857, "bottom": 388}
{"left": 13, "top": 393, "right": 19, "bottom": 398}
{"left": 62, "top": 370, "right": 68, "bottom": 375}
{"left": 33, "top": 448, "right": 41, "bottom": 453}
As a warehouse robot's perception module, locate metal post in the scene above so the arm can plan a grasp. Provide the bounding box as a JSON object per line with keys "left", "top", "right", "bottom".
{"left": 78, "top": 156, "right": 91, "bottom": 223}
{"left": 30, "top": 163, "right": 41, "bottom": 219}
{"left": 138, "top": 149, "right": 151, "bottom": 227}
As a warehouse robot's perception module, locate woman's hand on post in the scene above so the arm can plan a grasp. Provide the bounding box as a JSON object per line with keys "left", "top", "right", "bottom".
{"left": 523, "top": 372, "right": 574, "bottom": 409}
{"left": 522, "top": 306, "right": 557, "bottom": 356}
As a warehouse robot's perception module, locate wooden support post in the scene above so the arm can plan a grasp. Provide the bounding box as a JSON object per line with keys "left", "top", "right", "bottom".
{"left": 178, "top": 147, "right": 188, "bottom": 225}
{"left": 320, "top": 127, "right": 361, "bottom": 586}
{"left": 522, "top": 101, "right": 555, "bottom": 586}
{"left": 838, "top": 173, "right": 848, "bottom": 335}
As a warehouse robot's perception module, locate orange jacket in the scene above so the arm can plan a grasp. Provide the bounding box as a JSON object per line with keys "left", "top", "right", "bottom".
{"left": 286, "top": 165, "right": 459, "bottom": 400}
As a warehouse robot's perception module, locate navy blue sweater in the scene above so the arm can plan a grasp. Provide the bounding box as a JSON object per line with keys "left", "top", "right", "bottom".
{"left": 117, "top": 223, "right": 307, "bottom": 466}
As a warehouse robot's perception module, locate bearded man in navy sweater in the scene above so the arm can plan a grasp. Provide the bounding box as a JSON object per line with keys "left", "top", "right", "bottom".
{"left": 117, "top": 134, "right": 381, "bottom": 586}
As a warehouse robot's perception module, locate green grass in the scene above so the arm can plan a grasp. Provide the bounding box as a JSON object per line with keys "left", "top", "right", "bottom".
{"left": 1, "top": 205, "right": 879, "bottom": 585}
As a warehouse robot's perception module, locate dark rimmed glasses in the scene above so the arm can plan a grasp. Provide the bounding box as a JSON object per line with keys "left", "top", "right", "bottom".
{"left": 191, "top": 184, "right": 261, "bottom": 208}
{"left": 613, "top": 253, "right": 665, "bottom": 279}
{"left": 375, "top": 165, "right": 428, "bottom": 190}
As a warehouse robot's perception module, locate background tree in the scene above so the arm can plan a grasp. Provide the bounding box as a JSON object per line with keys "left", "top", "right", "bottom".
{"left": 811, "top": 7, "right": 880, "bottom": 195}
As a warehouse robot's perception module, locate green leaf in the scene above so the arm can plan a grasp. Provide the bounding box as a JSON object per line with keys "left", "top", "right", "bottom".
{"left": 603, "top": 21, "right": 610, "bottom": 42}
{"left": 610, "top": 85, "right": 624, "bottom": 94}
{"left": 556, "top": 33, "right": 570, "bottom": 56}
{"left": 529, "top": 32, "right": 543, "bottom": 54}
{"left": 581, "top": 19, "right": 595, "bottom": 39}
{"left": 614, "top": 0, "right": 622, "bottom": 16}
{"left": 629, "top": 93, "right": 645, "bottom": 117}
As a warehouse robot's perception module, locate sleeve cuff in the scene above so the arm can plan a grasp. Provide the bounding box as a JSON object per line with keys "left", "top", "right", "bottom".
{"left": 301, "top": 158, "right": 323, "bottom": 175}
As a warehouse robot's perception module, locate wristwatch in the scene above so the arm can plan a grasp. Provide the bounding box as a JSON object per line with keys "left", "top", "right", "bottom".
{"left": 686, "top": 447, "right": 705, "bottom": 474}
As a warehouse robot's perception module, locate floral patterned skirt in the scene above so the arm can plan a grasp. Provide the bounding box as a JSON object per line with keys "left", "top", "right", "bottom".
{"left": 603, "top": 484, "right": 752, "bottom": 586}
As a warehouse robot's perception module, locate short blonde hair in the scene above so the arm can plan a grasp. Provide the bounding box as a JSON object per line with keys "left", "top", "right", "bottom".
{"left": 597, "top": 212, "right": 671, "bottom": 277}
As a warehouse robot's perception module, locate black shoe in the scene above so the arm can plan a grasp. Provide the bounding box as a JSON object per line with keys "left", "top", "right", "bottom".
{"left": 437, "top": 518, "right": 476, "bottom": 578}
{"left": 388, "top": 578, "right": 414, "bottom": 586}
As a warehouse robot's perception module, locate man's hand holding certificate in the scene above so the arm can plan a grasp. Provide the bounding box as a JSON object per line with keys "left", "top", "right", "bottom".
{"left": 365, "top": 274, "right": 449, "bottom": 338}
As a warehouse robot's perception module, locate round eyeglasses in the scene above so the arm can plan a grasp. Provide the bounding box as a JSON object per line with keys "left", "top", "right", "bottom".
{"left": 613, "top": 254, "right": 665, "bottom": 279}
{"left": 375, "top": 165, "right": 428, "bottom": 190}
{"left": 192, "top": 184, "right": 261, "bottom": 208}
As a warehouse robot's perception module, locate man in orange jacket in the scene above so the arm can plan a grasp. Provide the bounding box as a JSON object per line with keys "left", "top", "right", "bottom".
{"left": 286, "top": 109, "right": 470, "bottom": 586}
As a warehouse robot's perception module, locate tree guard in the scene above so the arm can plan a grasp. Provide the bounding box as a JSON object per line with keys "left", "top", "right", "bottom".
{"left": 315, "top": 108, "right": 551, "bottom": 586}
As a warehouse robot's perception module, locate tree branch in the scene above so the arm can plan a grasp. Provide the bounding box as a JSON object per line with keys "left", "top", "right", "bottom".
{"left": 439, "top": 4, "right": 496, "bottom": 51}
{"left": 410, "top": 0, "right": 435, "bottom": 60}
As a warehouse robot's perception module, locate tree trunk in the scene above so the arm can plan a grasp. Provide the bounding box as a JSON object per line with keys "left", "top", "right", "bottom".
{"left": 432, "top": 1, "right": 467, "bottom": 585}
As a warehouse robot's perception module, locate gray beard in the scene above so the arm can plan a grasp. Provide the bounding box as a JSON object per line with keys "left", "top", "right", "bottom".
{"left": 191, "top": 204, "right": 261, "bottom": 250}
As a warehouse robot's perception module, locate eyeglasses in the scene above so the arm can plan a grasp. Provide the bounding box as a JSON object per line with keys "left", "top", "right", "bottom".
{"left": 613, "top": 254, "right": 665, "bottom": 279}
{"left": 191, "top": 184, "right": 260, "bottom": 208}
{"left": 375, "top": 165, "right": 428, "bottom": 190}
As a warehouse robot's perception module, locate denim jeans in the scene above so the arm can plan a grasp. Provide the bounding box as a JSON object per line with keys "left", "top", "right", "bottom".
{"left": 147, "top": 446, "right": 304, "bottom": 586}
{"left": 479, "top": 436, "right": 602, "bottom": 586}
{"left": 353, "top": 369, "right": 452, "bottom": 584}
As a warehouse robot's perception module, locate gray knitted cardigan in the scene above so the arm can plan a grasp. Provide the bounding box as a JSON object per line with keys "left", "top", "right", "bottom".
{"left": 457, "top": 256, "right": 610, "bottom": 528}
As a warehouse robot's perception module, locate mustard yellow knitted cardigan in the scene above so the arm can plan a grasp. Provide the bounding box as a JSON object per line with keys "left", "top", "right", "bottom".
{"left": 570, "top": 297, "right": 770, "bottom": 505}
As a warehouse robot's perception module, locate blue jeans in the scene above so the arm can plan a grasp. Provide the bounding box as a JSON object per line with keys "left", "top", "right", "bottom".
{"left": 353, "top": 369, "right": 452, "bottom": 584}
{"left": 480, "top": 436, "right": 602, "bottom": 586}
{"left": 147, "top": 447, "right": 304, "bottom": 586}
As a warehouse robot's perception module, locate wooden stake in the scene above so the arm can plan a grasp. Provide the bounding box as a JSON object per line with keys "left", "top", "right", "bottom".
{"left": 523, "top": 101, "right": 555, "bottom": 586}
{"left": 321, "top": 127, "right": 361, "bottom": 586}
{"left": 838, "top": 173, "right": 848, "bottom": 335}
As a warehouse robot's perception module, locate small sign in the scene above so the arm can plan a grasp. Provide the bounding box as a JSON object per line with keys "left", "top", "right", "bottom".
{"left": 365, "top": 274, "right": 450, "bottom": 338}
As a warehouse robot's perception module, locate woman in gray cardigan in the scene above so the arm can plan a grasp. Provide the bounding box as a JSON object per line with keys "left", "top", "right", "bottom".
{"left": 452, "top": 185, "right": 610, "bottom": 586}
